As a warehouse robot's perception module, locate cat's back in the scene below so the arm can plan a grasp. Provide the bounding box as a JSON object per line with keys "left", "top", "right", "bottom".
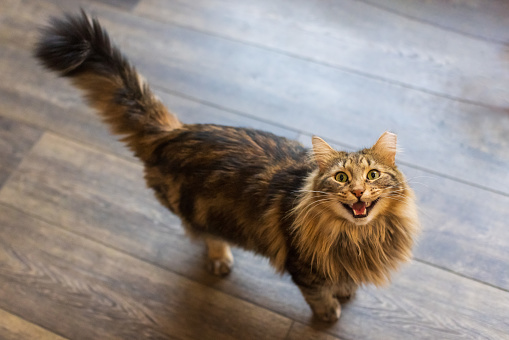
{"left": 143, "top": 124, "right": 311, "bottom": 251}
{"left": 147, "top": 124, "right": 309, "bottom": 173}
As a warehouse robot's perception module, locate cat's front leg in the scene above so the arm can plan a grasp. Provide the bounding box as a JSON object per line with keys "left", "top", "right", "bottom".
{"left": 205, "top": 237, "right": 234, "bottom": 276}
{"left": 333, "top": 281, "right": 358, "bottom": 304}
{"left": 298, "top": 284, "right": 341, "bottom": 322}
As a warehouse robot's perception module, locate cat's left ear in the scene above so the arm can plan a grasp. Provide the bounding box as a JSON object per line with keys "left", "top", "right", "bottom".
{"left": 371, "top": 132, "right": 397, "bottom": 165}
{"left": 312, "top": 136, "right": 335, "bottom": 171}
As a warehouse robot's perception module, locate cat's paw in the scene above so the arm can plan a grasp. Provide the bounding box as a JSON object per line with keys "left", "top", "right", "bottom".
{"left": 205, "top": 238, "right": 233, "bottom": 276}
{"left": 206, "top": 258, "right": 233, "bottom": 276}
{"left": 314, "top": 300, "right": 341, "bottom": 322}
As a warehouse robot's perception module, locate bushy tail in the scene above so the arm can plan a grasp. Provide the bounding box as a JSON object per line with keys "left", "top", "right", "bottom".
{"left": 34, "top": 11, "right": 182, "bottom": 161}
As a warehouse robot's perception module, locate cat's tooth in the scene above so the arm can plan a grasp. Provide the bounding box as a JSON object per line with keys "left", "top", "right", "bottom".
{"left": 366, "top": 202, "right": 371, "bottom": 207}
{"left": 353, "top": 208, "right": 365, "bottom": 216}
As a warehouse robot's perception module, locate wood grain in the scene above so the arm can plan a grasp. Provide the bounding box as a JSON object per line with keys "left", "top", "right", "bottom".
{"left": 0, "top": 308, "right": 66, "bottom": 340}
{"left": 333, "top": 262, "right": 509, "bottom": 340}
{"left": 0, "top": 0, "right": 298, "bottom": 157}
{"left": 0, "top": 46, "right": 296, "bottom": 162}
{"left": 1, "top": 1, "right": 508, "bottom": 339}
{"left": 61, "top": 5, "right": 509, "bottom": 194}
{"left": 286, "top": 322, "right": 342, "bottom": 340}
{"left": 0, "top": 132, "right": 309, "bottom": 322}
{"left": 361, "top": 0, "right": 509, "bottom": 43}
{"left": 0, "top": 116, "right": 42, "bottom": 188}
{"left": 1, "top": 131, "right": 508, "bottom": 339}
{"left": 2, "top": 0, "right": 508, "bottom": 194}
{"left": 94, "top": 0, "right": 140, "bottom": 11}
{"left": 134, "top": 0, "right": 509, "bottom": 107}
{"left": 0, "top": 204, "right": 292, "bottom": 340}
{"left": 0, "top": 44, "right": 133, "bottom": 159}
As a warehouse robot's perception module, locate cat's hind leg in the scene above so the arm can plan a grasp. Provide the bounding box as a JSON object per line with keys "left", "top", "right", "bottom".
{"left": 205, "top": 237, "right": 234, "bottom": 276}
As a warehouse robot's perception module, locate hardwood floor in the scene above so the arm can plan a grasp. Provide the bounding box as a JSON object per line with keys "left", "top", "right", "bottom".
{"left": 0, "top": 0, "right": 508, "bottom": 339}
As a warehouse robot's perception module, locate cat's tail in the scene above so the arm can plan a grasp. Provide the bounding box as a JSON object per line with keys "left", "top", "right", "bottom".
{"left": 34, "top": 11, "right": 182, "bottom": 161}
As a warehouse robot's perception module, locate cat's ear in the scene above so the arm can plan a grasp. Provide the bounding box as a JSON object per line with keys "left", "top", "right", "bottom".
{"left": 312, "top": 136, "right": 335, "bottom": 171}
{"left": 371, "top": 131, "right": 397, "bottom": 165}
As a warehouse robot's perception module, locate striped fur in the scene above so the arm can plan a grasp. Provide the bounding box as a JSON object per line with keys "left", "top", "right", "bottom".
{"left": 35, "top": 12, "right": 419, "bottom": 322}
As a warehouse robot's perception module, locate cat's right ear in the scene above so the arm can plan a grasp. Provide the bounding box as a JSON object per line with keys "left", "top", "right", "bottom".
{"left": 312, "top": 136, "right": 335, "bottom": 171}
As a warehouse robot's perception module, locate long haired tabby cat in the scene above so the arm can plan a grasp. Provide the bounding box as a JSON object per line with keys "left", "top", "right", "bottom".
{"left": 35, "top": 12, "right": 419, "bottom": 322}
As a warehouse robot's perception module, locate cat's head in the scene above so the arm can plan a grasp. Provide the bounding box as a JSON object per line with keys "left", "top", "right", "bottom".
{"left": 293, "top": 132, "right": 418, "bottom": 284}
{"left": 308, "top": 132, "right": 407, "bottom": 226}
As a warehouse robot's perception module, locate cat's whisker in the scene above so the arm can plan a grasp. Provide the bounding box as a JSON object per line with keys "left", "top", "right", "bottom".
{"left": 397, "top": 177, "right": 433, "bottom": 189}
{"left": 404, "top": 175, "right": 436, "bottom": 181}
{"left": 293, "top": 198, "right": 328, "bottom": 217}
{"left": 382, "top": 186, "right": 403, "bottom": 192}
{"left": 383, "top": 195, "right": 409, "bottom": 202}
{"left": 382, "top": 196, "right": 413, "bottom": 205}
{"left": 301, "top": 198, "right": 336, "bottom": 215}
{"left": 386, "top": 190, "right": 408, "bottom": 197}
{"left": 405, "top": 182, "right": 430, "bottom": 189}
{"left": 386, "top": 194, "right": 411, "bottom": 201}
{"left": 384, "top": 186, "right": 405, "bottom": 191}
{"left": 298, "top": 198, "right": 337, "bottom": 221}
{"left": 298, "top": 190, "right": 331, "bottom": 196}
{"left": 384, "top": 189, "right": 406, "bottom": 196}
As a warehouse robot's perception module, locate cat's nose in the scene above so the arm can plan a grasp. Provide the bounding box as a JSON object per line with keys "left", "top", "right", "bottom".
{"left": 352, "top": 189, "right": 364, "bottom": 198}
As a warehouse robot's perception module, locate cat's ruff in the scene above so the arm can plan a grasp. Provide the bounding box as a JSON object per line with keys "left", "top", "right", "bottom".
{"left": 35, "top": 11, "right": 419, "bottom": 323}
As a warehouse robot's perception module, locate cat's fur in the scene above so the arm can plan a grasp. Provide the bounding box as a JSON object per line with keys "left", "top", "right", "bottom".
{"left": 35, "top": 12, "right": 419, "bottom": 322}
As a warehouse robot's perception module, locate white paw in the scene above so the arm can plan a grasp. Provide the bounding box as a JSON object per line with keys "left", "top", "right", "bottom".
{"left": 206, "top": 258, "right": 233, "bottom": 276}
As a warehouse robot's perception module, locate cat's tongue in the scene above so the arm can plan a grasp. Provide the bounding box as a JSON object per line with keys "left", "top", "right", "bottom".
{"left": 352, "top": 201, "right": 367, "bottom": 216}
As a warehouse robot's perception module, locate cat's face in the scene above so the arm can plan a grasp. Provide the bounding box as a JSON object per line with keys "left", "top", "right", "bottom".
{"left": 311, "top": 132, "right": 404, "bottom": 225}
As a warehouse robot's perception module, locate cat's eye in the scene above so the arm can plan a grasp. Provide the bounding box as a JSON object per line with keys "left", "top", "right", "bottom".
{"left": 367, "top": 170, "right": 380, "bottom": 180}
{"left": 335, "top": 172, "right": 348, "bottom": 183}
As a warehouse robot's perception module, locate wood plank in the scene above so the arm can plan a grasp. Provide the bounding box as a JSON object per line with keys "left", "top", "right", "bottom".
{"left": 0, "top": 204, "right": 292, "bottom": 339}
{"left": 297, "top": 134, "right": 509, "bottom": 291}
{"left": 0, "top": 45, "right": 296, "bottom": 162}
{"left": 33, "top": 3, "right": 509, "bottom": 194}
{"left": 156, "top": 90, "right": 299, "bottom": 139}
{"left": 0, "top": 308, "right": 66, "bottom": 340}
{"left": 93, "top": 0, "right": 139, "bottom": 11}
{"left": 0, "top": 1, "right": 297, "bottom": 157}
{"left": 0, "top": 132, "right": 508, "bottom": 339}
{"left": 0, "top": 116, "right": 42, "bottom": 188}
{"left": 134, "top": 0, "right": 509, "bottom": 107}
{"left": 2, "top": 1, "right": 508, "bottom": 339}
{"left": 3, "top": 1, "right": 508, "bottom": 194}
{"left": 286, "top": 322, "right": 342, "bottom": 340}
{"left": 3, "top": 0, "right": 509, "bottom": 288}
{"left": 0, "top": 0, "right": 80, "bottom": 49}
{"left": 0, "top": 0, "right": 136, "bottom": 15}
{"left": 411, "top": 164, "right": 509, "bottom": 291}
{"left": 0, "top": 42, "right": 133, "bottom": 159}
{"left": 0, "top": 132, "right": 309, "bottom": 324}
{"left": 333, "top": 262, "right": 509, "bottom": 340}
{"left": 361, "top": 0, "right": 509, "bottom": 43}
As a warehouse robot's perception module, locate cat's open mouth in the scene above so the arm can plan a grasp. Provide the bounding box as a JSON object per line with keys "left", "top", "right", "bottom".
{"left": 343, "top": 199, "right": 379, "bottom": 218}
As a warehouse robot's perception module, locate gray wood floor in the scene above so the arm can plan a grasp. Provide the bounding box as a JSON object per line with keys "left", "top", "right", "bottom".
{"left": 1, "top": 0, "right": 508, "bottom": 339}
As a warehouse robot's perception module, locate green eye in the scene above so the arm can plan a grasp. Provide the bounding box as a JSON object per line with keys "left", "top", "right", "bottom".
{"left": 335, "top": 172, "right": 348, "bottom": 183}
{"left": 367, "top": 170, "right": 380, "bottom": 180}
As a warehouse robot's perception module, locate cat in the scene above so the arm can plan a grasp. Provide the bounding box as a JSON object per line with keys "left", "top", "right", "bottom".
{"left": 35, "top": 11, "right": 419, "bottom": 322}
